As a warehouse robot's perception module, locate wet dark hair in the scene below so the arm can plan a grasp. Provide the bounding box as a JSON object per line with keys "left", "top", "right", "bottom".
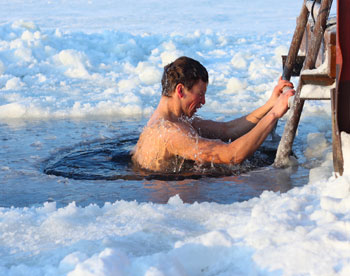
{"left": 161, "top": 56, "right": 208, "bottom": 96}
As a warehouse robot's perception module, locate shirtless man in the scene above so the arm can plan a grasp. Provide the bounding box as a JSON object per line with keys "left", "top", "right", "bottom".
{"left": 132, "top": 56, "right": 295, "bottom": 172}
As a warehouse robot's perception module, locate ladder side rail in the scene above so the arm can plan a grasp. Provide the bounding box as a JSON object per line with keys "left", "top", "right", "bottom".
{"left": 282, "top": 0, "right": 311, "bottom": 82}
{"left": 270, "top": 0, "right": 310, "bottom": 141}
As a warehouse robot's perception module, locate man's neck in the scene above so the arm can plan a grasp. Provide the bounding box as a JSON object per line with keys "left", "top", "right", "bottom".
{"left": 147, "top": 95, "right": 188, "bottom": 127}
{"left": 158, "top": 96, "right": 183, "bottom": 121}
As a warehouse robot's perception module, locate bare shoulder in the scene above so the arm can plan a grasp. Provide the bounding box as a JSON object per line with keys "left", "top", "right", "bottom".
{"left": 132, "top": 118, "right": 199, "bottom": 171}
{"left": 132, "top": 118, "right": 196, "bottom": 150}
{"left": 165, "top": 118, "right": 199, "bottom": 139}
{"left": 135, "top": 118, "right": 200, "bottom": 156}
{"left": 146, "top": 118, "right": 194, "bottom": 135}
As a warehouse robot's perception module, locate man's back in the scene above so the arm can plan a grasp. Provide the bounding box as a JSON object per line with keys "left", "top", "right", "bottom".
{"left": 132, "top": 118, "right": 195, "bottom": 172}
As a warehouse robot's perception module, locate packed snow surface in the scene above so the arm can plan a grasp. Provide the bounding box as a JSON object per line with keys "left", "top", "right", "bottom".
{"left": 0, "top": 1, "right": 348, "bottom": 276}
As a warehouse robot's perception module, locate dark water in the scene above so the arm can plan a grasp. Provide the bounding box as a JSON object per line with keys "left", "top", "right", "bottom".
{"left": 0, "top": 119, "right": 311, "bottom": 208}
{"left": 43, "top": 132, "right": 279, "bottom": 181}
{"left": 43, "top": 136, "right": 140, "bottom": 180}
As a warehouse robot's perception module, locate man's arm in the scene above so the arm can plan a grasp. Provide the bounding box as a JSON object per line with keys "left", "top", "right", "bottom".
{"left": 191, "top": 101, "right": 279, "bottom": 142}
{"left": 191, "top": 77, "right": 294, "bottom": 141}
{"left": 190, "top": 116, "right": 256, "bottom": 142}
{"left": 168, "top": 113, "right": 277, "bottom": 164}
{"left": 168, "top": 90, "right": 294, "bottom": 164}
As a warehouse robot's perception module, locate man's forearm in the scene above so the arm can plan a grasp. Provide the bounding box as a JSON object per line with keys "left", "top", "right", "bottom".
{"left": 228, "top": 111, "right": 278, "bottom": 164}
{"left": 245, "top": 101, "right": 273, "bottom": 124}
{"left": 224, "top": 116, "right": 256, "bottom": 141}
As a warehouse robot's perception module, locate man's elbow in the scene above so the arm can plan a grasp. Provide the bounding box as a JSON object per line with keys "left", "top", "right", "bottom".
{"left": 228, "top": 146, "right": 253, "bottom": 164}
{"left": 229, "top": 154, "right": 245, "bottom": 165}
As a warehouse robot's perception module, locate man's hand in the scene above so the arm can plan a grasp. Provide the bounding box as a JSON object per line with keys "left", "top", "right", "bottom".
{"left": 268, "top": 76, "right": 294, "bottom": 107}
{"left": 271, "top": 88, "right": 295, "bottom": 118}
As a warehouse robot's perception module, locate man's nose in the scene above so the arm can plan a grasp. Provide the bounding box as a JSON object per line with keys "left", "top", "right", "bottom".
{"left": 201, "top": 96, "right": 205, "bottom": 105}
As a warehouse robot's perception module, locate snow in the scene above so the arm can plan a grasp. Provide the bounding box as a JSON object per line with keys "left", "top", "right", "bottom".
{"left": 0, "top": 1, "right": 347, "bottom": 276}
{"left": 300, "top": 52, "right": 335, "bottom": 100}
{"left": 300, "top": 83, "right": 334, "bottom": 99}
{"left": 1, "top": 176, "right": 349, "bottom": 275}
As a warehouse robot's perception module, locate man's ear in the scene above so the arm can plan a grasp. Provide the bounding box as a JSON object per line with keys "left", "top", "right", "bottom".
{"left": 175, "top": 83, "right": 184, "bottom": 98}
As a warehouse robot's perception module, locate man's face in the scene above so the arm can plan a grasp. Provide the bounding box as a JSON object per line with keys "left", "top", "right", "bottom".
{"left": 182, "top": 80, "right": 207, "bottom": 117}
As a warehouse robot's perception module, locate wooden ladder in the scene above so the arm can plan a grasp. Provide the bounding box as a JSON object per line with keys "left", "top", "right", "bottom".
{"left": 273, "top": 0, "right": 334, "bottom": 167}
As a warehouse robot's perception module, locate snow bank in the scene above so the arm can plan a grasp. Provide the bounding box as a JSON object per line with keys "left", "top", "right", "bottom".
{"left": 1, "top": 171, "right": 349, "bottom": 275}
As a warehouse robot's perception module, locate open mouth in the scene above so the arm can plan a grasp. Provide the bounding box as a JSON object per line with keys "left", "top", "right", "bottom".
{"left": 195, "top": 104, "right": 202, "bottom": 112}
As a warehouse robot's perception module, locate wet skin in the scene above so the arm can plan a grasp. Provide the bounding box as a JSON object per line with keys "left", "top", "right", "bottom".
{"left": 132, "top": 78, "right": 295, "bottom": 172}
